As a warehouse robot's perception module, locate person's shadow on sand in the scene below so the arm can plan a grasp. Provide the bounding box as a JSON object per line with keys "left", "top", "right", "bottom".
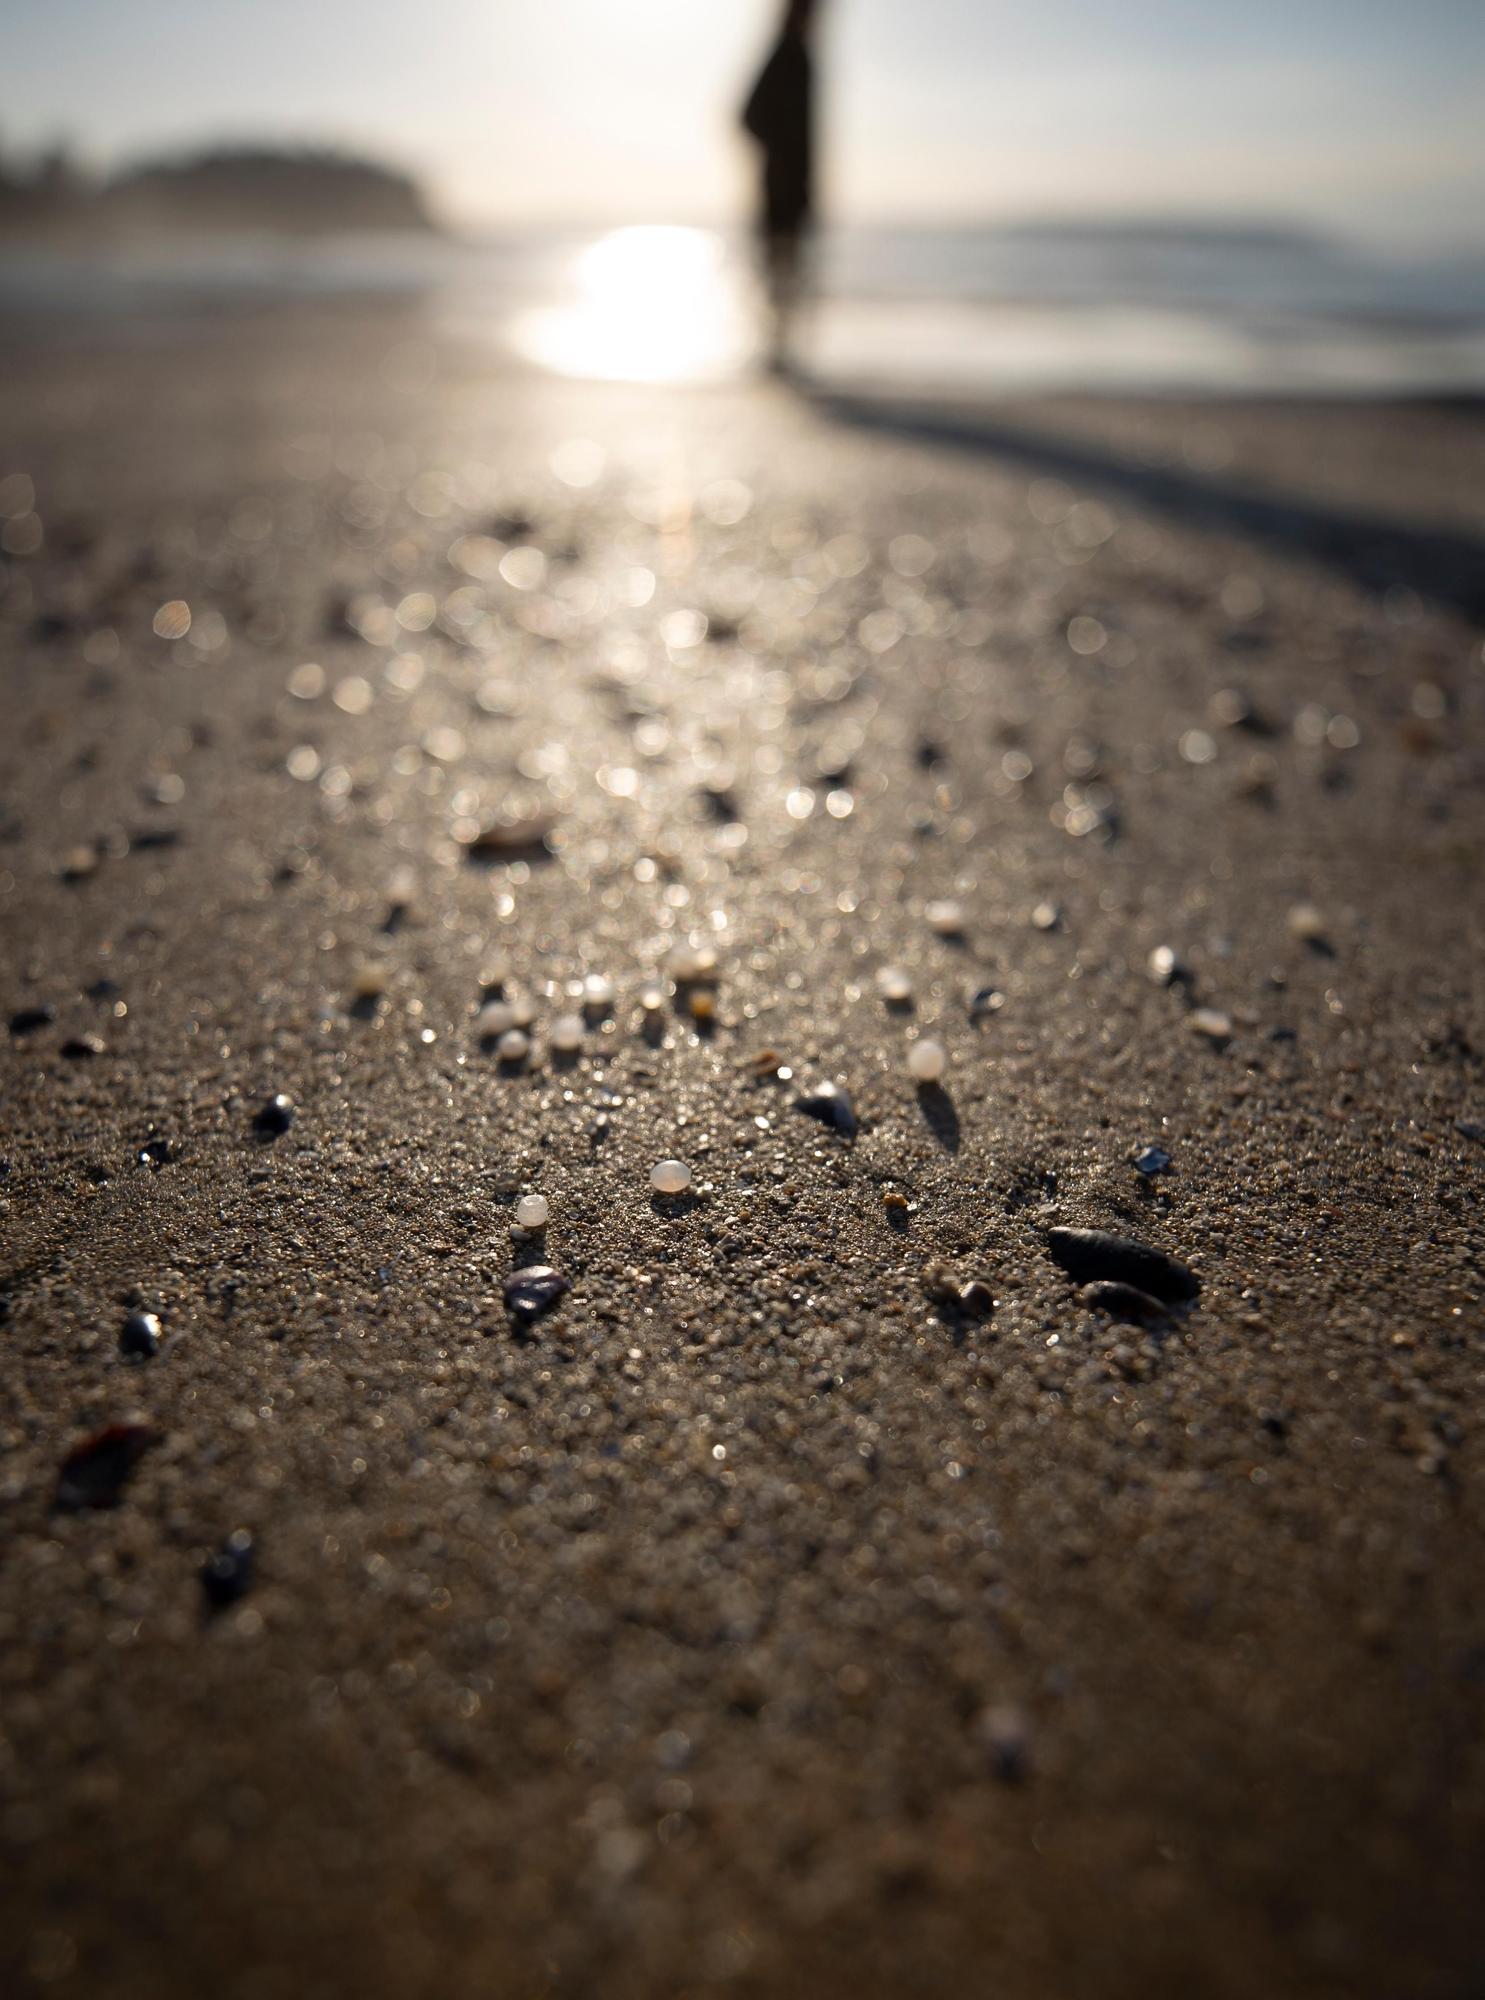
{"left": 808, "top": 387, "right": 1485, "bottom": 627}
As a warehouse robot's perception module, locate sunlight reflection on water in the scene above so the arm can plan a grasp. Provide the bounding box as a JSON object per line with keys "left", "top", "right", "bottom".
{"left": 508, "top": 225, "right": 753, "bottom": 384}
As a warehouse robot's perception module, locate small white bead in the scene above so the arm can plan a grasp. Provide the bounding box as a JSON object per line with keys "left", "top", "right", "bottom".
{"left": 583, "top": 974, "right": 615, "bottom": 1008}
{"left": 926, "top": 899, "right": 965, "bottom": 935}
{"left": 549, "top": 1012, "right": 584, "bottom": 1051}
{"left": 515, "top": 1193, "right": 549, "bottom": 1229}
{"left": 908, "top": 1037, "right": 948, "bottom": 1083}
{"left": 651, "top": 1158, "right": 692, "bottom": 1195}
{"left": 876, "top": 965, "right": 913, "bottom": 1002}
{"left": 497, "top": 1028, "right": 530, "bottom": 1061}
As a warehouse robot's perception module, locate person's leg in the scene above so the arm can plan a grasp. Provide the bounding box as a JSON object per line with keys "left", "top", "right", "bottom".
{"left": 764, "top": 227, "right": 802, "bottom": 372}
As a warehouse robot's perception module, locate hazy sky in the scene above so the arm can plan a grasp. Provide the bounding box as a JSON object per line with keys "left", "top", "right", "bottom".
{"left": 5, "top": 0, "right": 1483, "bottom": 245}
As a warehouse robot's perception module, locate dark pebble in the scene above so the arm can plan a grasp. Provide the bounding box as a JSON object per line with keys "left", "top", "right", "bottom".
{"left": 794, "top": 1080, "right": 858, "bottom": 1140}
{"left": 1132, "top": 1145, "right": 1172, "bottom": 1176}
{"left": 699, "top": 783, "right": 740, "bottom": 823}
{"left": 1079, "top": 1280, "right": 1171, "bottom": 1325}
{"left": 1047, "top": 1227, "right": 1200, "bottom": 1303}
{"left": 979, "top": 1704, "right": 1031, "bottom": 1783}
{"left": 201, "top": 1529, "right": 255, "bottom": 1610}
{"left": 254, "top": 1093, "right": 294, "bottom": 1138}
{"left": 503, "top": 1265, "right": 570, "bottom": 1320}
{"left": 55, "top": 1423, "right": 157, "bottom": 1509}
{"left": 137, "top": 1137, "right": 173, "bottom": 1169}
{"left": 464, "top": 813, "right": 556, "bottom": 861}
{"left": 10, "top": 1004, "right": 55, "bottom": 1036}
{"left": 119, "top": 1309, "right": 162, "bottom": 1358}
{"left": 60, "top": 1034, "right": 107, "bottom": 1058}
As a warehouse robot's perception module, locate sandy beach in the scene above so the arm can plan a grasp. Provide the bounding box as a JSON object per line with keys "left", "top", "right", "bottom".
{"left": 2, "top": 300, "right": 1483, "bottom": 1999}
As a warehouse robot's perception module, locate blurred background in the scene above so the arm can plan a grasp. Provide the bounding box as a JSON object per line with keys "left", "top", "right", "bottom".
{"left": 4, "top": 0, "right": 1484, "bottom": 394}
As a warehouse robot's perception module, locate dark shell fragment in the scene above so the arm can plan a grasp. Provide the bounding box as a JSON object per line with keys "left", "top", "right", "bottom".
{"left": 1079, "top": 1281, "right": 1171, "bottom": 1325}
{"left": 1046, "top": 1227, "right": 1199, "bottom": 1303}
{"left": 503, "top": 1265, "right": 570, "bottom": 1320}
{"left": 56, "top": 1423, "right": 157, "bottom": 1509}
{"left": 793, "top": 1080, "right": 858, "bottom": 1140}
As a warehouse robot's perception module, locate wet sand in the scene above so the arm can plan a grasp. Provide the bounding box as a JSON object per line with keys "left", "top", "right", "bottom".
{"left": 2, "top": 304, "right": 1483, "bottom": 1999}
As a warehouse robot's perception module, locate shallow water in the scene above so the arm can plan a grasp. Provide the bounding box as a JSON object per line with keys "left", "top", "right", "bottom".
{"left": 4, "top": 218, "right": 1484, "bottom": 395}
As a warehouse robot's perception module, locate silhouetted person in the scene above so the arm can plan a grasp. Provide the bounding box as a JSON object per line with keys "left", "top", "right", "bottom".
{"left": 741, "top": 0, "right": 819, "bottom": 371}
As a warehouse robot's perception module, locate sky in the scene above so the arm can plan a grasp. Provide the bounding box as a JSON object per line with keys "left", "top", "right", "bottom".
{"left": 4, "top": 0, "right": 1483, "bottom": 248}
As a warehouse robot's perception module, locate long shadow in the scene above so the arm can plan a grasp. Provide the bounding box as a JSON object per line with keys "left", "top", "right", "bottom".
{"left": 809, "top": 388, "right": 1485, "bottom": 626}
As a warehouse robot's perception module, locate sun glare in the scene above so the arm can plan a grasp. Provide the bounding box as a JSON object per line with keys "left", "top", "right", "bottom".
{"left": 510, "top": 225, "right": 751, "bottom": 383}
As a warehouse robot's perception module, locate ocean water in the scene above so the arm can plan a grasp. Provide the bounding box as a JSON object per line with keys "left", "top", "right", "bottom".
{"left": 3, "top": 220, "right": 1483, "bottom": 396}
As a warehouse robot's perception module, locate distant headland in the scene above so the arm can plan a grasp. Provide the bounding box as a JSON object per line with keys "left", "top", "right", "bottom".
{"left": 0, "top": 141, "right": 439, "bottom": 238}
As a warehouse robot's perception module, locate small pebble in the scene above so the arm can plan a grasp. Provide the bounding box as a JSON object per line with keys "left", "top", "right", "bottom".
{"left": 1031, "top": 901, "right": 1061, "bottom": 931}
{"left": 497, "top": 1028, "right": 530, "bottom": 1062}
{"left": 907, "top": 1038, "right": 948, "bottom": 1083}
{"left": 876, "top": 966, "right": 913, "bottom": 1003}
{"left": 651, "top": 1159, "right": 693, "bottom": 1195}
{"left": 925, "top": 899, "right": 965, "bottom": 936}
{"left": 515, "top": 1193, "right": 549, "bottom": 1230}
{"left": 1287, "top": 903, "right": 1329, "bottom": 946}
{"left": 959, "top": 1279, "right": 995, "bottom": 1315}
{"left": 351, "top": 963, "right": 388, "bottom": 1001}
{"left": 254, "top": 1093, "right": 294, "bottom": 1138}
{"left": 666, "top": 941, "right": 718, "bottom": 982}
{"left": 1148, "top": 945, "right": 1188, "bottom": 986}
{"left": 583, "top": 974, "right": 615, "bottom": 1011}
{"left": 549, "top": 1013, "right": 584, "bottom": 1052}
{"left": 477, "top": 999, "right": 516, "bottom": 1037}
{"left": 60, "top": 1034, "right": 106, "bottom": 1058}
{"left": 969, "top": 985, "right": 1005, "bottom": 1017}
{"left": 201, "top": 1529, "right": 255, "bottom": 1611}
{"left": 639, "top": 981, "right": 665, "bottom": 1012}
{"left": 137, "top": 1137, "right": 173, "bottom": 1169}
{"left": 61, "top": 844, "right": 99, "bottom": 881}
{"left": 119, "top": 1310, "right": 162, "bottom": 1359}
{"left": 978, "top": 1704, "right": 1032, "bottom": 1784}
{"left": 1187, "top": 1008, "right": 1233, "bottom": 1043}
{"left": 687, "top": 988, "right": 716, "bottom": 1022}
{"left": 922, "top": 1264, "right": 962, "bottom": 1306}
{"left": 503, "top": 1264, "right": 569, "bottom": 1319}
{"left": 1133, "top": 1145, "right": 1172, "bottom": 1176}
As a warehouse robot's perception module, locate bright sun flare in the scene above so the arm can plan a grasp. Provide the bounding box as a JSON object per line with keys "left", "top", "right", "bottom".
{"left": 510, "top": 225, "right": 752, "bottom": 384}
